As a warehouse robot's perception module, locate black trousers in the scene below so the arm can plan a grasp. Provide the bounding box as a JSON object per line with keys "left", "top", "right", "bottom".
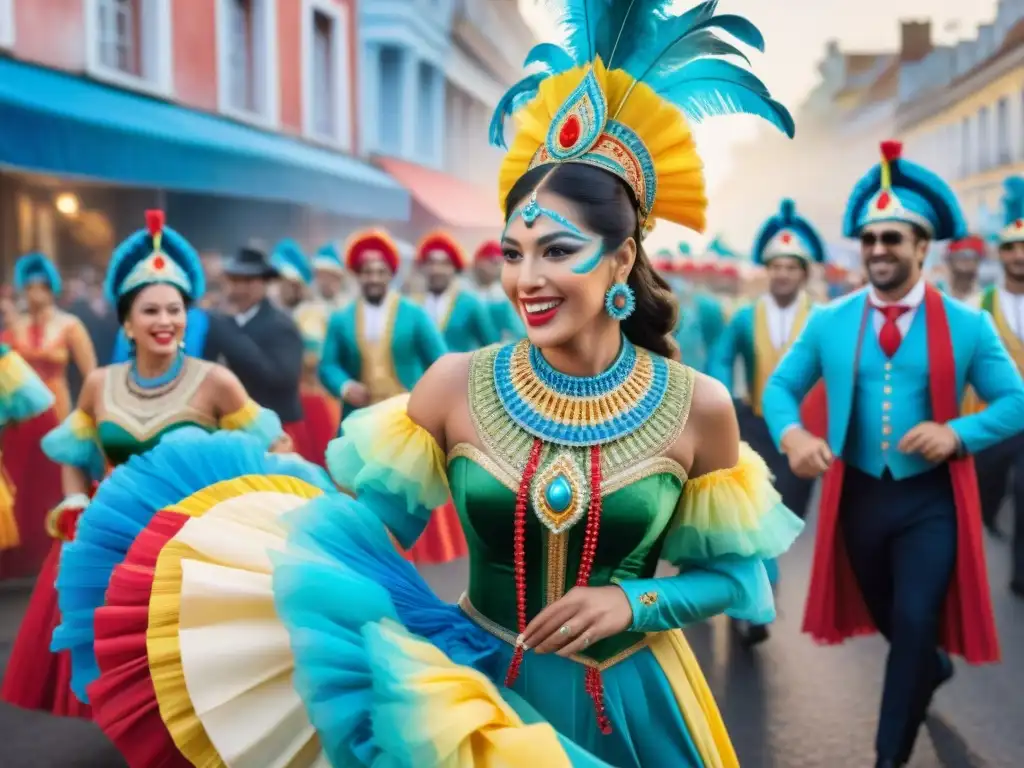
{"left": 839, "top": 465, "right": 957, "bottom": 763}
{"left": 975, "top": 431, "right": 1024, "bottom": 587}
{"left": 735, "top": 401, "right": 815, "bottom": 518}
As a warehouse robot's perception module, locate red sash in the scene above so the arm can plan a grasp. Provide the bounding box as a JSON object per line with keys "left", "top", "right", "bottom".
{"left": 802, "top": 285, "right": 1000, "bottom": 664}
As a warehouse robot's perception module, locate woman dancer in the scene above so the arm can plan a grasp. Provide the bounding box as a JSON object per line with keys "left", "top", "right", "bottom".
{"left": 1, "top": 210, "right": 290, "bottom": 717}
{"left": 54, "top": 2, "right": 800, "bottom": 765}
{"left": 0, "top": 343, "right": 56, "bottom": 550}
{"left": 0, "top": 253, "right": 96, "bottom": 580}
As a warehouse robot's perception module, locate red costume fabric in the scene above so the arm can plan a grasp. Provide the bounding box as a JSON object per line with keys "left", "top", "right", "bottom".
{"left": 802, "top": 285, "right": 999, "bottom": 664}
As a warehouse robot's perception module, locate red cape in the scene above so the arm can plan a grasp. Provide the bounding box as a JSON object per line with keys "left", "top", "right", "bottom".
{"left": 802, "top": 285, "right": 1000, "bottom": 664}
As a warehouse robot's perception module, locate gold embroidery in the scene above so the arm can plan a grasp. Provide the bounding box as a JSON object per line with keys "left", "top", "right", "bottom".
{"left": 545, "top": 530, "right": 569, "bottom": 606}
{"left": 751, "top": 294, "right": 810, "bottom": 416}
{"left": 100, "top": 358, "right": 214, "bottom": 442}
{"left": 639, "top": 591, "right": 658, "bottom": 606}
{"left": 356, "top": 294, "right": 405, "bottom": 404}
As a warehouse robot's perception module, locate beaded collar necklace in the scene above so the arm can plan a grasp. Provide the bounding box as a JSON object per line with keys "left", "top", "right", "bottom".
{"left": 493, "top": 337, "right": 669, "bottom": 446}
{"left": 492, "top": 337, "right": 671, "bottom": 734}
{"left": 126, "top": 349, "right": 186, "bottom": 399}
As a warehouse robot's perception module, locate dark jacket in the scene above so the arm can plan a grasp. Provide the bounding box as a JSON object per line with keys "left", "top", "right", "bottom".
{"left": 207, "top": 299, "right": 303, "bottom": 422}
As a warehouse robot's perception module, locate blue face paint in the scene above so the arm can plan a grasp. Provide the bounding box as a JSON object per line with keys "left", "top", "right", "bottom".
{"left": 503, "top": 190, "right": 585, "bottom": 240}
{"left": 571, "top": 244, "right": 605, "bottom": 274}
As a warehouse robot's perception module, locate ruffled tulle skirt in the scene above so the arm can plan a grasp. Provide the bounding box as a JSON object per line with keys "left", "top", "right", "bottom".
{"left": 1, "top": 514, "right": 91, "bottom": 717}
{"left": 0, "top": 408, "right": 63, "bottom": 578}
{"left": 54, "top": 431, "right": 737, "bottom": 767}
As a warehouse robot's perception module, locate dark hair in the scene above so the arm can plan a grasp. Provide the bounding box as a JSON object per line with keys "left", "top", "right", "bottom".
{"left": 116, "top": 283, "right": 192, "bottom": 325}
{"left": 504, "top": 163, "right": 679, "bottom": 359}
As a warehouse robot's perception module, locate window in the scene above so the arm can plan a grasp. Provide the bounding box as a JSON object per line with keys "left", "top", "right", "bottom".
{"left": 302, "top": 0, "right": 352, "bottom": 148}
{"left": 977, "top": 106, "right": 990, "bottom": 172}
{"left": 87, "top": 0, "right": 172, "bottom": 94}
{"left": 960, "top": 116, "right": 971, "bottom": 178}
{"left": 997, "top": 96, "right": 1010, "bottom": 165}
{"left": 0, "top": 0, "right": 15, "bottom": 48}
{"left": 378, "top": 46, "right": 403, "bottom": 154}
{"left": 217, "top": 0, "right": 277, "bottom": 122}
{"left": 416, "top": 62, "right": 437, "bottom": 160}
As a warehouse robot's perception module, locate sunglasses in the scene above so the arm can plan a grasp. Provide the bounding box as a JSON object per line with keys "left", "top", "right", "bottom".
{"left": 860, "top": 231, "right": 905, "bottom": 248}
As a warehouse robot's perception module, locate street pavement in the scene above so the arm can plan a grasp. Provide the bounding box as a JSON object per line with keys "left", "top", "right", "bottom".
{"left": 0, "top": 506, "right": 1021, "bottom": 767}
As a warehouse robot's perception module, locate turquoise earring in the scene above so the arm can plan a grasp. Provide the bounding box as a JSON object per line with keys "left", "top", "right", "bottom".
{"left": 604, "top": 282, "right": 635, "bottom": 320}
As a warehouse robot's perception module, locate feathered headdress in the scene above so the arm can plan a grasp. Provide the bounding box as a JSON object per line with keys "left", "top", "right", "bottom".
{"left": 843, "top": 140, "right": 966, "bottom": 241}
{"left": 13, "top": 252, "right": 62, "bottom": 295}
{"left": 751, "top": 198, "right": 826, "bottom": 265}
{"left": 271, "top": 240, "right": 313, "bottom": 285}
{"left": 492, "top": 0, "right": 794, "bottom": 233}
{"left": 105, "top": 211, "right": 205, "bottom": 304}
{"left": 1000, "top": 176, "right": 1024, "bottom": 245}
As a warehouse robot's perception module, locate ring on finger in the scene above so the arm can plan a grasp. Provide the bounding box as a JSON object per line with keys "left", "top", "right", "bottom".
{"left": 582, "top": 633, "right": 591, "bottom": 648}
{"left": 558, "top": 624, "right": 573, "bottom": 636}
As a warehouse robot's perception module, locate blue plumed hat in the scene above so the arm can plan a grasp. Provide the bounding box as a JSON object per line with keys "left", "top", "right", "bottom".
{"left": 843, "top": 140, "right": 966, "bottom": 241}
{"left": 270, "top": 240, "right": 313, "bottom": 285}
{"left": 312, "top": 242, "right": 344, "bottom": 273}
{"left": 752, "top": 198, "right": 826, "bottom": 265}
{"left": 105, "top": 210, "right": 205, "bottom": 305}
{"left": 999, "top": 176, "right": 1024, "bottom": 244}
{"left": 13, "top": 252, "right": 62, "bottom": 295}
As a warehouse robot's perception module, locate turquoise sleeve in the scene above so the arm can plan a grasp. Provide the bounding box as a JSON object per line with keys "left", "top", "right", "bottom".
{"left": 948, "top": 312, "right": 1024, "bottom": 454}
{"left": 617, "top": 557, "right": 775, "bottom": 632}
{"left": 318, "top": 313, "right": 353, "bottom": 396}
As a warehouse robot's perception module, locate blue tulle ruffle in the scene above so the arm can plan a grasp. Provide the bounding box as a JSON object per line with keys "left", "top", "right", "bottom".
{"left": 52, "top": 428, "right": 334, "bottom": 702}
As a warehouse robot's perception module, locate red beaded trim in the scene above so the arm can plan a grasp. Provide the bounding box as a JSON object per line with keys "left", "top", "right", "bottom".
{"left": 503, "top": 440, "right": 612, "bottom": 735}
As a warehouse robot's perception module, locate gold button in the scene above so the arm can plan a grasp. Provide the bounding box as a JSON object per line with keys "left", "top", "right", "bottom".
{"left": 883, "top": 401, "right": 891, "bottom": 410}
{"left": 882, "top": 425, "right": 892, "bottom": 435}
{"left": 883, "top": 385, "right": 892, "bottom": 395}
{"left": 881, "top": 441, "right": 890, "bottom": 450}
{"left": 639, "top": 591, "right": 658, "bottom": 606}
{"left": 883, "top": 414, "right": 890, "bottom": 422}
{"left": 884, "top": 362, "right": 892, "bottom": 371}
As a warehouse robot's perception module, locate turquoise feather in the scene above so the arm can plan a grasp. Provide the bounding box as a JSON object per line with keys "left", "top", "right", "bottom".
{"left": 492, "top": 0, "right": 794, "bottom": 147}
{"left": 1003, "top": 177, "right": 1024, "bottom": 224}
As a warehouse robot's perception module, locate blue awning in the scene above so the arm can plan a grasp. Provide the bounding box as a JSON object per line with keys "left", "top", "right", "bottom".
{"left": 0, "top": 58, "right": 410, "bottom": 221}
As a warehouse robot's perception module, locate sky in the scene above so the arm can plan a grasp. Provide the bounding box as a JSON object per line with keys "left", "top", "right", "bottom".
{"left": 519, "top": 0, "right": 1001, "bottom": 249}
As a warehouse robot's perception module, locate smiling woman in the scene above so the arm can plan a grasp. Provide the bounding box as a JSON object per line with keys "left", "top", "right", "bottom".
{"left": 48, "top": 2, "right": 805, "bottom": 767}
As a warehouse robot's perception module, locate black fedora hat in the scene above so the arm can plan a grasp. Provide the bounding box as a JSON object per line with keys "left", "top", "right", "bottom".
{"left": 222, "top": 247, "right": 279, "bottom": 279}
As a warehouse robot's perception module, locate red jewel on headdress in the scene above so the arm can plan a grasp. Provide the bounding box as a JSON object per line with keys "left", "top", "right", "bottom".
{"left": 153, "top": 255, "right": 165, "bottom": 270}
{"left": 780, "top": 233, "right": 791, "bottom": 244}
{"left": 877, "top": 191, "right": 891, "bottom": 210}
{"left": 1016, "top": 219, "right": 1023, "bottom": 230}
{"left": 559, "top": 115, "right": 581, "bottom": 148}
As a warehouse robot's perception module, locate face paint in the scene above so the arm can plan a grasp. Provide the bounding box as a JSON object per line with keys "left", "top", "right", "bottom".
{"left": 571, "top": 244, "right": 605, "bottom": 274}
{"left": 504, "top": 190, "right": 586, "bottom": 239}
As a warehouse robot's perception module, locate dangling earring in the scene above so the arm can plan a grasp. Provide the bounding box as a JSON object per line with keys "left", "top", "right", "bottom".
{"left": 127, "top": 333, "right": 137, "bottom": 358}
{"left": 604, "top": 282, "right": 635, "bottom": 321}
{"left": 178, "top": 339, "right": 186, "bottom": 351}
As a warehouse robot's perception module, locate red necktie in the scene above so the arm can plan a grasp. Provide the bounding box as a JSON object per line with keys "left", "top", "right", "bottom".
{"left": 877, "top": 305, "right": 909, "bottom": 358}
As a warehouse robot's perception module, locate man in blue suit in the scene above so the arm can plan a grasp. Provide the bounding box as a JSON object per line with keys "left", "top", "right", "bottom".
{"left": 764, "top": 140, "right": 1024, "bottom": 768}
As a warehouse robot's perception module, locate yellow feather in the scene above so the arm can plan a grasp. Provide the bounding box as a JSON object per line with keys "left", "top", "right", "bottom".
{"left": 498, "top": 59, "right": 708, "bottom": 233}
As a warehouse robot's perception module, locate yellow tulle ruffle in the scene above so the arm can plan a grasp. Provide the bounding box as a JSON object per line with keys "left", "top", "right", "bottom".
{"left": 326, "top": 394, "right": 450, "bottom": 513}
{"left": 498, "top": 58, "right": 706, "bottom": 232}
{"left": 148, "top": 475, "right": 325, "bottom": 768}
{"left": 369, "top": 620, "right": 572, "bottom": 767}
{"left": 0, "top": 466, "right": 17, "bottom": 550}
{"left": 662, "top": 442, "right": 804, "bottom": 566}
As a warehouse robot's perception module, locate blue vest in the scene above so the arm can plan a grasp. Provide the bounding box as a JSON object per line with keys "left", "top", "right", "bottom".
{"left": 844, "top": 310, "right": 936, "bottom": 479}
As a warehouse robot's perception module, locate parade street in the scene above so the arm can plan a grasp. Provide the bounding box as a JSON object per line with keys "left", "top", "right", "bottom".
{"left": 0, "top": 505, "right": 1021, "bottom": 767}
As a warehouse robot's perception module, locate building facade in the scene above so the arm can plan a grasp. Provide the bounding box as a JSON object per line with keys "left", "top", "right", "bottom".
{"left": 711, "top": 22, "right": 932, "bottom": 259}
{"left": 895, "top": 0, "right": 1024, "bottom": 235}
{"left": 357, "top": 0, "right": 534, "bottom": 247}
{"left": 0, "top": 0, "right": 408, "bottom": 273}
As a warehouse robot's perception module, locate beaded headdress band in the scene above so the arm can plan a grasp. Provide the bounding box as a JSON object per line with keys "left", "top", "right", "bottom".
{"left": 492, "top": 0, "right": 794, "bottom": 235}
